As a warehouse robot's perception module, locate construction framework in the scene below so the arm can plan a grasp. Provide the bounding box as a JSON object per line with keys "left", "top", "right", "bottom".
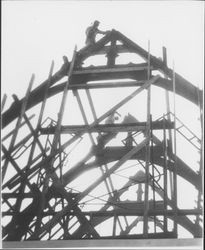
{"left": 1, "top": 30, "right": 203, "bottom": 241}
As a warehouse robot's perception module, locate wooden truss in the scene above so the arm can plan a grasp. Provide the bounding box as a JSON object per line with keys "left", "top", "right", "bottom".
{"left": 1, "top": 30, "right": 203, "bottom": 241}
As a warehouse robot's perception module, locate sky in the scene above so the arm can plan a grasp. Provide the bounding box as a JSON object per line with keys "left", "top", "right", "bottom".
{"left": 1, "top": 1, "right": 204, "bottom": 130}
{"left": 2, "top": 1, "right": 204, "bottom": 97}
{"left": 1, "top": 0, "right": 204, "bottom": 240}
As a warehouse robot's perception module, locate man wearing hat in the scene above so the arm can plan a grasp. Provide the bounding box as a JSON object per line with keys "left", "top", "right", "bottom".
{"left": 85, "top": 20, "right": 108, "bottom": 46}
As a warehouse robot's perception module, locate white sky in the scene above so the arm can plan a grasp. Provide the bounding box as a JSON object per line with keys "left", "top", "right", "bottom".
{"left": 2, "top": 1, "right": 204, "bottom": 98}
{"left": 1, "top": 0, "right": 204, "bottom": 240}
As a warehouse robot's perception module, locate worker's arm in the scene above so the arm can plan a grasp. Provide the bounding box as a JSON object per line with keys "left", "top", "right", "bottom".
{"left": 97, "top": 29, "right": 109, "bottom": 35}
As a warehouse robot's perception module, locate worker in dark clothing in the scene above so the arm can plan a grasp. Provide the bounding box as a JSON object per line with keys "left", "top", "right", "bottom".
{"left": 123, "top": 113, "right": 138, "bottom": 147}
{"left": 96, "top": 112, "right": 120, "bottom": 150}
{"left": 62, "top": 55, "right": 69, "bottom": 65}
{"left": 85, "top": 20, "right": 108, "bottom": 46}
{"left": 105, "top": 112, "right": 119, "bottom": 124}
{"left": 59, "top": 55, "right": 70, "bottom": 76}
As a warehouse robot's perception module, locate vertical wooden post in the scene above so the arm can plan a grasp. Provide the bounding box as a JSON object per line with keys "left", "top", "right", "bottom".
{"left": 150, "top": 115, "right": 156, "bottom": 233}
{"left": 196, "top": 83, "right": 203, "bottom": 226}
{"left": 107, "top": 38, "right": 117, "bottom": 67}
{"left": 113, "top": 214, "right": 117, "bottom": 236}
{"left": 35, "top": 61, "right": 55, "bottom": 187}
{"left": 163, "top": 114, "right": 168, "bottom": 232}
{"left": 51, "top": 46, "right": 77, "bottom": 154}
{"left": 143, "top": 40, "right": 151, "bottom": 237}
{"left": 163, "top": 47, "right": 174, "bottom": 205}
{"left": 173, "top": 62, "right": 178, "bottom": 236}
{"left": 37, "top": 61, "right": 55, "bottom": 129}
{"left": 74, "top": 90, "right": 95, "bottom": 145}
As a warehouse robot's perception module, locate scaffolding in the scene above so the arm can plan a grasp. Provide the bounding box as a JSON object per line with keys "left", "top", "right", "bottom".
{"left": 1, "top": 29, "right": 203, "bottom": 241}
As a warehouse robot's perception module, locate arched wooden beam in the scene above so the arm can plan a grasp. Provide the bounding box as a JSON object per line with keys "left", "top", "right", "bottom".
{"left": 77, "top": 29, "right": 203, "bottom": 105}
{"left": 2, "top": 30, "right": 202, "bottom": 128}
{"left": 62, "top": 145, "right": 201, "bottom": 191}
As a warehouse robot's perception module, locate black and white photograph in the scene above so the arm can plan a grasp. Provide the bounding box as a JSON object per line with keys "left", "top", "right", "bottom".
{"left": 1, "top": 1, "right": 204, "bottom": 249}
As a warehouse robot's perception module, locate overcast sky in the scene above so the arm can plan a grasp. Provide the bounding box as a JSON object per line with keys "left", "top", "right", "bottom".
{"left": 2, "top": 0, "right": 204, "bottom": 143}
{"left": 2, "top": 1, "right": 204, "bottom": 99}
{"left": 1, "top": 1, "right": 204, "bottom": 239}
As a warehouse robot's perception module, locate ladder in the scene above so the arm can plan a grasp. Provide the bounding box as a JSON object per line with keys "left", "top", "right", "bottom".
{"left": 167, "top": 112, "right": 201, "bottom": 150}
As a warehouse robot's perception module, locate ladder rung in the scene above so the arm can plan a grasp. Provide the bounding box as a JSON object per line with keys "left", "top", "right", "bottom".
{"left": 176, "top": 125, "right": 183, "bottom": 130}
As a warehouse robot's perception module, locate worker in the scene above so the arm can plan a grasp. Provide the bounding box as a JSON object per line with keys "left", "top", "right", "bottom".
{"left": 123, "top": 113, "right": 138, "bottom": 147}
{"left": 12, "top": 94, "right": 19, "bottom": 103}
{"left": 85, "top": 20, "right": 108, "bottom": 46}
{"left": 62, "top": 55, "right": 69, "bottom": 65}
{"left": 59, "top": 55, "right": 70, "bottom": 76}
{"left": 96, "top": 112, "right": 120, "bottom": 150}
{"left": 105, "top": 112, "right": 119, "bottom": 124}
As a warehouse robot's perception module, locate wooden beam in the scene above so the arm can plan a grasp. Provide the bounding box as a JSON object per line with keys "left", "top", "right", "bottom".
{"left": 72, "top": 65, "right": 153, "bottom": 75}
{"left": 2, "top": 114, "right": 35, "bottom": 142}
{"left": 3, "top": 238, "right": 202, "bottom": 249}
{"left": 2, "top": 145, "right": 34, "bottom": 191}
{"left": 2, "top": 74, "right": 35, "bottom": 181}
{"left": 4, "top": 208, "right": 201, "bottom": 217}
{"left": 144, "top": 41, "right": 151, "bottom": 237}
{"left": 51, "top": 48, "right": 76, "bottom": 154}
{"left": 1, "top": 94, "right": 7, "bottom": 112}
{"left": 40, "top": 120, "right": 174, "bottom": 134}
{"left": 2, "top": 148, "right": 49, "bottom": 190}
{"left": 27, "top": 139, "right": 148, "bottom": 239}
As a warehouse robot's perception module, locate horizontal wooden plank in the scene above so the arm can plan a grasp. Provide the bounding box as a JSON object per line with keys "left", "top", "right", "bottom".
{"left": 3, "top": 238, "right": 202, "bottom": 249}
{"left": 3, "top": 208, "right": 202, "bottom": 217}
{"left": 69, "top": 80, "right": 144, "bottom": 89}
{"left": 40, "top": 120, "right": 174, "bottom": 134}
{"left": 73, "top": 65, "right": 154, "bottom": 75}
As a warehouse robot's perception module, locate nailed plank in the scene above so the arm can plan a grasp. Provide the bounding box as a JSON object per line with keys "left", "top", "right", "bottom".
{"left": 40, "top": 120, "right": 174, "bottom": 134}
{"left": 73, "top": 65, "right": 153, "bottom": 75}
{"left": 4, "top": 208, "right": 200, "bottom": 217}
